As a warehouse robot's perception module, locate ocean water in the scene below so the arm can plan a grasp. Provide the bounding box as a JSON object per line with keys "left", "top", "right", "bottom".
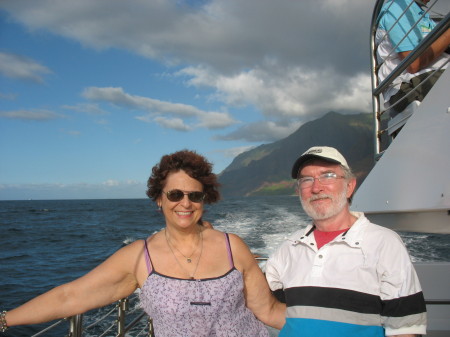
{"left": 1, "top": 196, "right": 449, "bottom": 336}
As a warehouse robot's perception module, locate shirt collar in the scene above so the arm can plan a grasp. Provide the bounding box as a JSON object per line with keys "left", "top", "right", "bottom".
{"left": 292, "top": 212, "right": 368, "bottom": 247}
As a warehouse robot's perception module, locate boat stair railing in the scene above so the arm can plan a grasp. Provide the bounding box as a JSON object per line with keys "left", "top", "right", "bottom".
{"left": 369, "top": 0, "right": 450, "bottom": 158}
{"left": 29, "top": 295, "right": 155, "bottom": 337}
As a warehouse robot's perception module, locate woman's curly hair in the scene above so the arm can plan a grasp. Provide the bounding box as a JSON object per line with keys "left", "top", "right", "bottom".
{"left": 146, "top": 149, "right": 221, "bottom": 204}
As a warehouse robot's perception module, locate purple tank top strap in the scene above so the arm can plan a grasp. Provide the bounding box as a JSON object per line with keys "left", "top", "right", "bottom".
{"left": 143, "top": 239, "right": 153, "bottom": 274}
{"left": 224, "top": 233, "right": 235, "bottom": 268}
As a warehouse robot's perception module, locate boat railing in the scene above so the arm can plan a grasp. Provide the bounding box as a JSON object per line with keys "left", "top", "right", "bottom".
{"left": 24, "top": 257, "right": 450, "bottom": 336}
{"left": 21, "top": 256, "right": 268, "bottom": 337}
{"left": 23, "top": 258, "right": 267, "bottom": 337}
{"left": 369, "top": 0, "right": 450, "bottom": 157}
{"left": 29, "top": 295, "right": 154, "bottom": 337}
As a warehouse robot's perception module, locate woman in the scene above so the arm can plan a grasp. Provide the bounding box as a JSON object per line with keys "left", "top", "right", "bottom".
{"left": 1, "top": 150, "right": 285, "bottom": 336}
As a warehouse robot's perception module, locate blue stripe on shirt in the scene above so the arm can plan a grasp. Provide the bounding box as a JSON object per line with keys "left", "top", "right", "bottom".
{"left": 279, "top": 317, "right": 385, "bottom": 337}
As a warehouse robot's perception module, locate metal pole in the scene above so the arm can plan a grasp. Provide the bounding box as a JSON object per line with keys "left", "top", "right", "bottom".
{"left": 68, "top": 315, "right": 83, "bottom": 337}
{"left": 148, "top": 318, "right": 155, "bottom": 337}
{"left": 117, "top": 298, "right": 128, "bottom": 337}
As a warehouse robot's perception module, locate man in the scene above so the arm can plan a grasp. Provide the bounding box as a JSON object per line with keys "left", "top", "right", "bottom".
{"left": 265, "top": 146, "right": 427, "bottom": 337}
{"left": 376, "top": 0, "right": 450, "bottom": 115}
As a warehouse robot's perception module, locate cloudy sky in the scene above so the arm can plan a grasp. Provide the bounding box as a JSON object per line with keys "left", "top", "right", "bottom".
{"left": 0, "top": 0, "right": 406, "bottom": 200}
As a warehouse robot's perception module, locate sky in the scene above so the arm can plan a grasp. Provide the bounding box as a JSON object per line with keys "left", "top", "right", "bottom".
{"left": 0, "top": 0, "right": 445, "bottom": 200}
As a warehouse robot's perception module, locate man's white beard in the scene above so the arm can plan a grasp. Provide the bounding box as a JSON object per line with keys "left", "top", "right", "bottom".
{"left": 300, "top": 186, "right": 348, "bottom": 221}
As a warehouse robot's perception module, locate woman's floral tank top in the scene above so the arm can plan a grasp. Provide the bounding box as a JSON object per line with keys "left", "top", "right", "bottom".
{"left": 139, "top": 233, "right": 269, "bottom": 337}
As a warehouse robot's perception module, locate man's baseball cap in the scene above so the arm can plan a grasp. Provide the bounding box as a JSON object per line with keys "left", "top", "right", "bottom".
{"left": 291, "top": 146, "right": 349, "bottom": 178}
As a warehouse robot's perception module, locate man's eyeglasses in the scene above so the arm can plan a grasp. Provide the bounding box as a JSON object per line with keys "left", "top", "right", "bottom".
{"left": 164, "top": 189, "right": 205, "bottom": 203}
{"left": 297, "top": 172, "right": 345, "bottom": 189}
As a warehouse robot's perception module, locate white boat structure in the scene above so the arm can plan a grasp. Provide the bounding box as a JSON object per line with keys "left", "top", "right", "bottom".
{"left": 351, "top": 0, "right": 450, "bottom": 336}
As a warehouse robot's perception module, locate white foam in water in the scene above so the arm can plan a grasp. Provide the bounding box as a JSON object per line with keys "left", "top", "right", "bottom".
{"left": 213, "top": 211, "right": 255, "bottom": 234}
{"left": 209, "top": 199, "right": 311, "bottom": 258}
{"left": 122, "top": 237, "right": 136, "bottom": 245}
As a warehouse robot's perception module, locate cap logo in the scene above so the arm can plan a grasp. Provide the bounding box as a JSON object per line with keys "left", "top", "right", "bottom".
{"left": 307, "top": 149, "right": 322, "bottom": 154}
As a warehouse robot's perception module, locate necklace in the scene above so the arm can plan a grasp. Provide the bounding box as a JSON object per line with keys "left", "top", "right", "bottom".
{"left": 165, "top": 230, "right": 203, "bottom": 279}
{"left": 165, "top": 229, "right": 201, "bottom": 263}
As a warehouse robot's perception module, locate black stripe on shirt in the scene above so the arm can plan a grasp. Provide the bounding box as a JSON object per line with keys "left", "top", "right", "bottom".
{"left": 284, "top": 286, "right": 382, "bottom": 314}
{"left": 381, "top": 292, "right": 426, "bottom": 317}
{"left": 272, "top": 288, "right": 286, "bottom": 303}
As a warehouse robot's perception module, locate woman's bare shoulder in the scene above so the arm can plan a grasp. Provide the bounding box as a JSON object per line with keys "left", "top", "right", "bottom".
{"left": 142, "top": 230, "right": 165, "bottom": 246}
{"left": 226, "top": 232, "right": 247, "bottom": 246}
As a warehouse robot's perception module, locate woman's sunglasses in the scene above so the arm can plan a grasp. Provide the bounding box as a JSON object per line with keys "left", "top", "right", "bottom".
{"left": 164, "top": 189, "right": 205, "bottom": 203}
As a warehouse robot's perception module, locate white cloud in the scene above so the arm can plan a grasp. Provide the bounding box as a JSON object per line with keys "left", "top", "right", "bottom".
{"left": 179, "top": 65, "right": 372, "bottom": 119}
{"left": 62, "top": 103, "right": 109, "bottom": 115}
{"left": 216, "top": 145, "right": 257, "bottom": 158}
{"left": 0, "top": 52, "right": 52, "bottom": 83}
{"left": 0, "top": 0, "right": 376, "bottom": 142}
{"left": 83, "top": 86, "right": 201, "bottom": 115}
{"left": 59, "top": 129, "right": 81, "bottom": 136}
{"left": 95, "top": 119, "right": 109, "bottom": 125}
{"left": 0, "top": 181, "right": 146, "bottom": 200}
{"left": 0, "top": 109, "right": 64, "bottom": 121}
{"left": 216, "top": 120, "right": 302, "bottom": 142}
{"left": 83, "top": 86, "right": 238, "bottom": 130}
{"left": 153, "top": 116, "right": 191, "bottom": 131}
{"left": 0, "top": 0, "right": 373, "bottom": 79}
{"left": 102, "top": 179, "right": 120, "bottom": 187}
{"left": 195, "top": 111, "right": 238, "bottom": 129}
{"left": 0, "top": 92, "right": 17, "bottom": 100}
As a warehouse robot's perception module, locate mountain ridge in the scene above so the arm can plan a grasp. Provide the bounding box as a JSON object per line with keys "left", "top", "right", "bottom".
{"left": 218, "top": 111, "right": 374, "bottom": 198}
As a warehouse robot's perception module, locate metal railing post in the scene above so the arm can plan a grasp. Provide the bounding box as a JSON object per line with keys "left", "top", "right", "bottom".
{"left": 30, "top": 296, "right": 152, "bottom": 336}
{"left": 68, "top": 314, "right": 83, "bottom": 337}
{"left": 117, "top": 298, "right": 128, "bottom": 337}
{"left": 148, "top": 317, "right": 155, "bottom": 337}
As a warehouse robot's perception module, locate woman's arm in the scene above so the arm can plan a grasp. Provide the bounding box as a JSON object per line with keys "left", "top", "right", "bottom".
{"left": 4, "top": 240, "right": 143, "bottom": 328}
{"left": 228, "top": 234, "right": 286, "bottom": 330}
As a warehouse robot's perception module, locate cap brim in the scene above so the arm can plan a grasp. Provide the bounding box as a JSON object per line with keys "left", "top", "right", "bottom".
{"left": 291, "top": 154, "right": 341, "bottom": 178}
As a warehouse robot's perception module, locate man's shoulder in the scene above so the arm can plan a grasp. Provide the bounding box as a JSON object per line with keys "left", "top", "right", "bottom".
{"left": 363, "top": 219, "right": 400, "bottom": 236}
{"left": 268, "top": 226, "right": 311, "bottom": 257}
{"left": 379, "top": 0, "right": 418, "bottom": 29}
{"left": 351, "top": 213, "right": 403, "bottom": 240}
